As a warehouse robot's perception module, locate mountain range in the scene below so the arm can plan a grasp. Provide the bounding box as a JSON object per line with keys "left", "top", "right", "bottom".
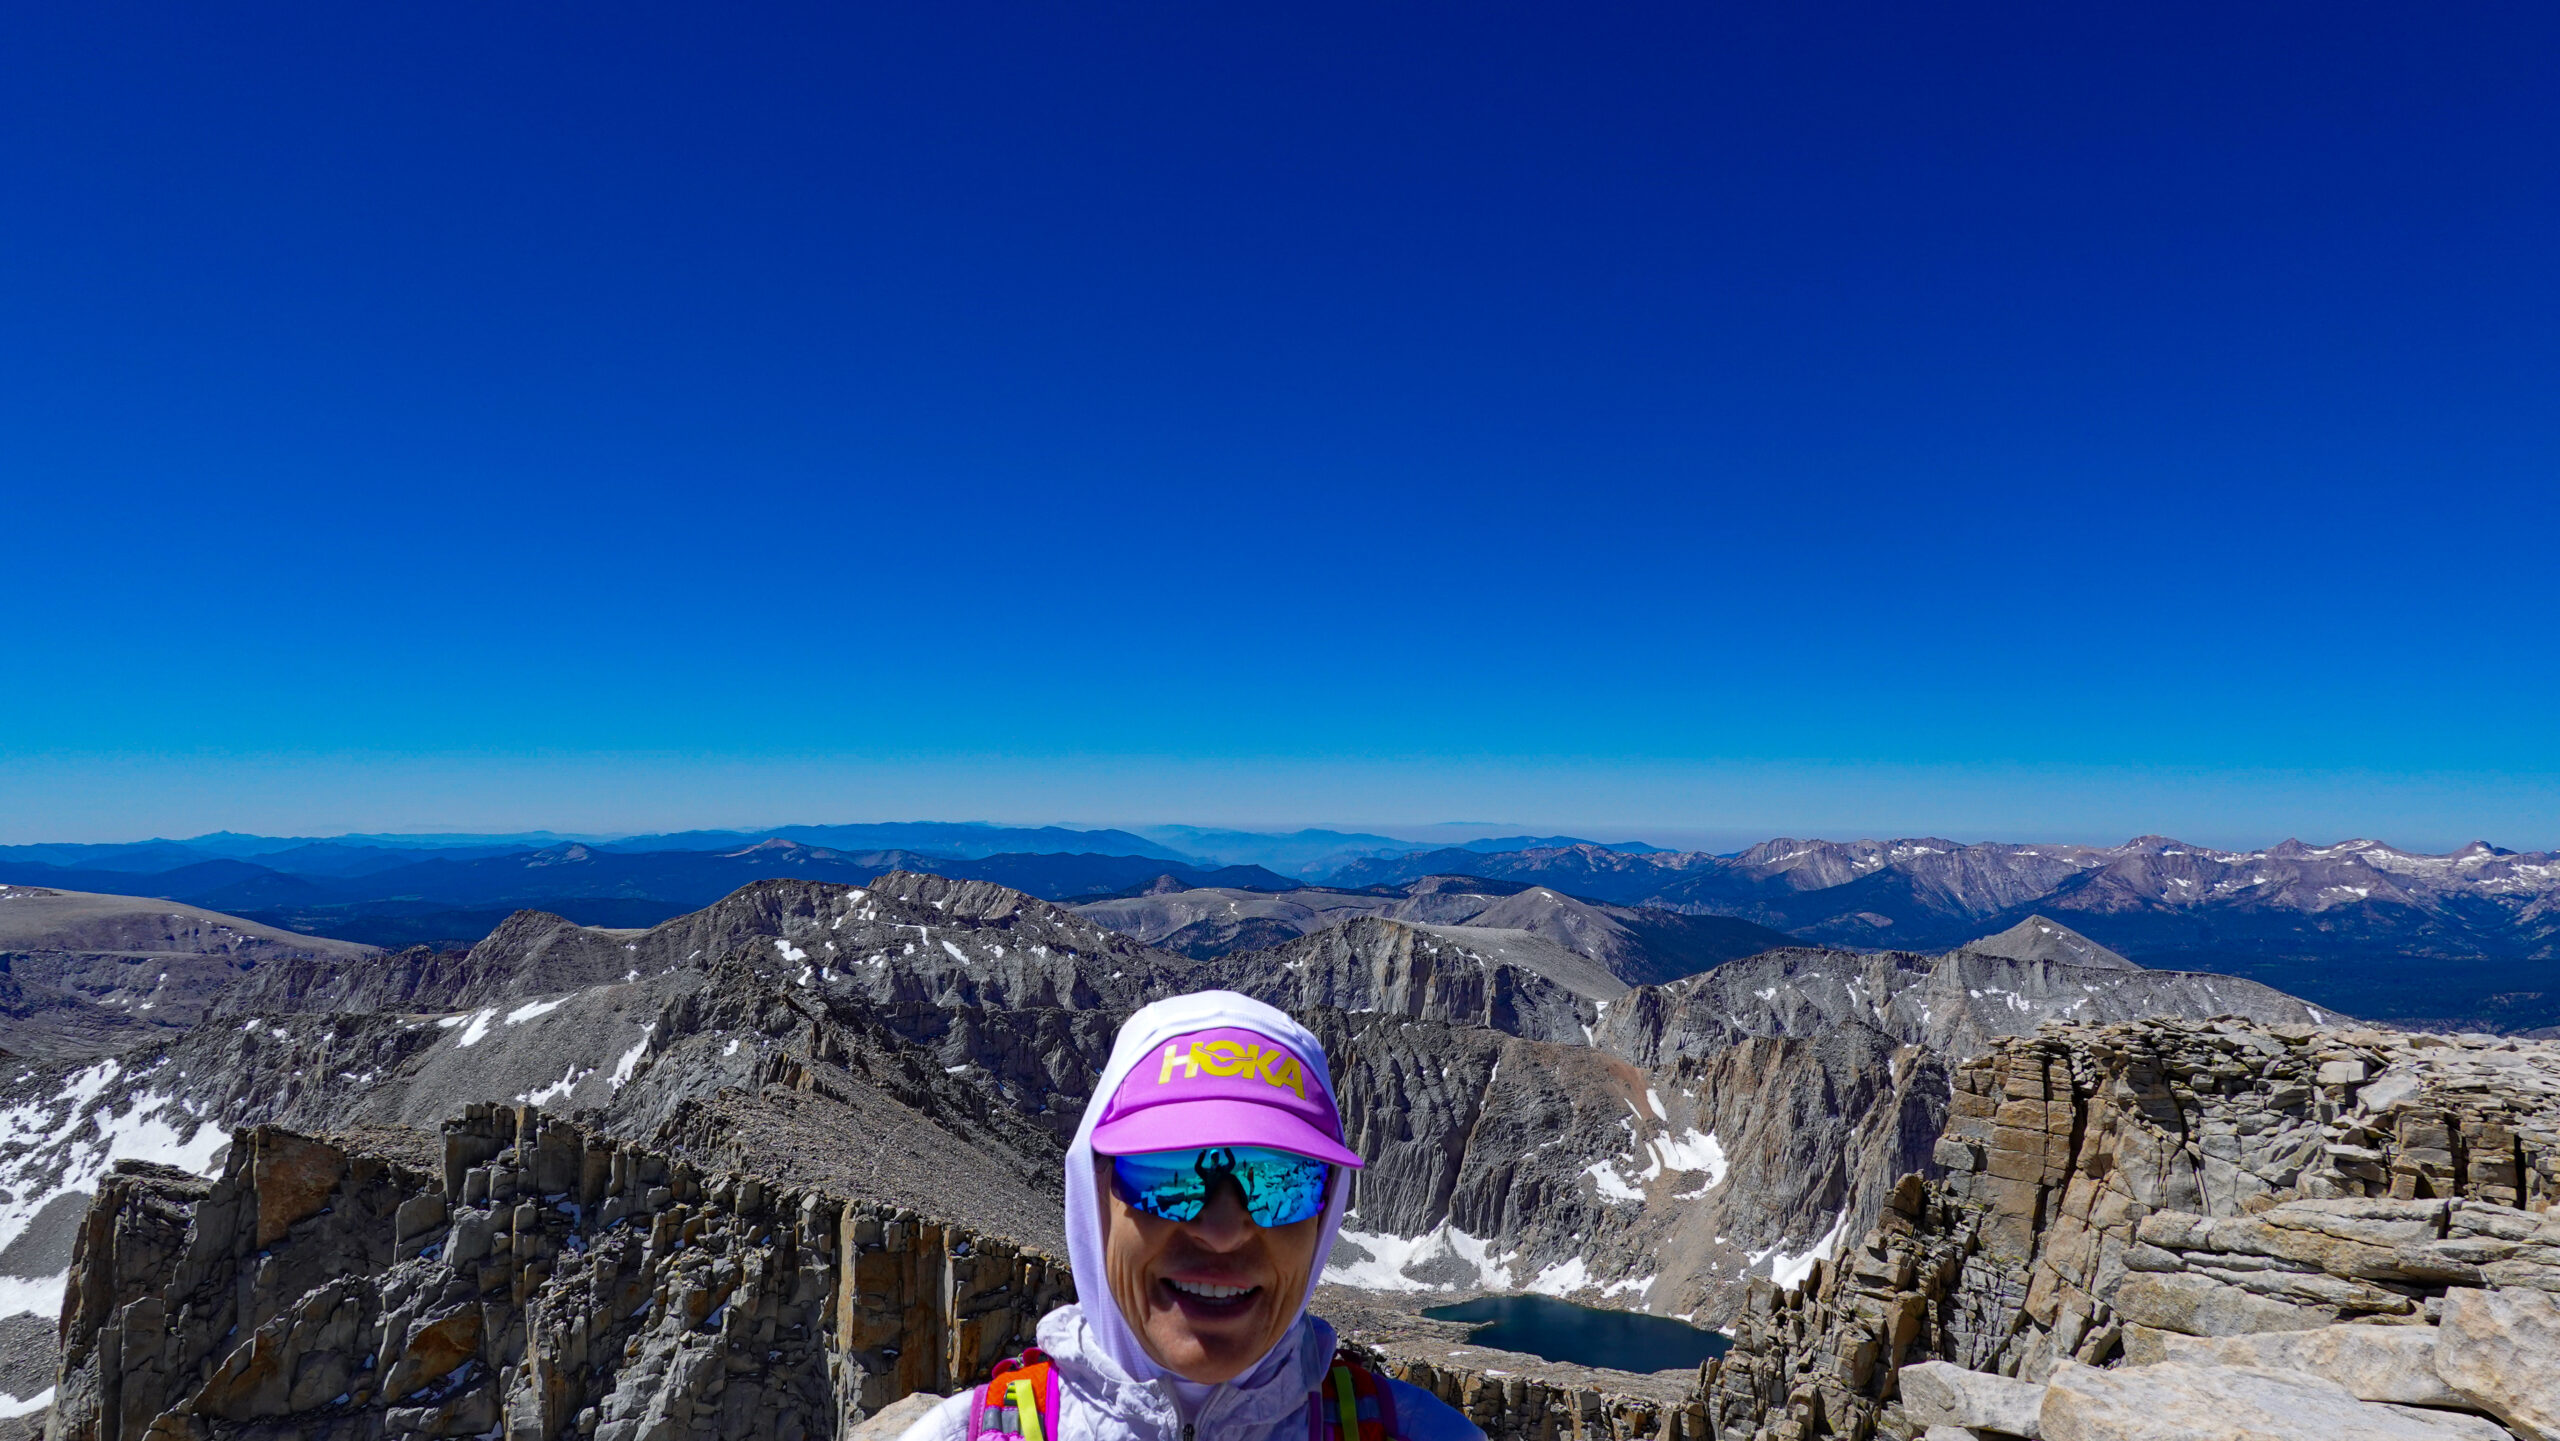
{"left": 1330, "top": 835, "right": 2560, "bottom": 1028}
{"left": 0, "top": 842, "right": 1291, "bottom": 949}
{"left": 4, "top": 826, "right": 2552, "bottom": 1026}
{"left": 0, "top": 869, "right": 2333, "bottom": 1362}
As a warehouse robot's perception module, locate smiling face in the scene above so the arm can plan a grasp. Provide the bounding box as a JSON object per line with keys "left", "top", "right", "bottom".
{"left": 1099, "top": 1158, "right": 1325, "bottom": 1383}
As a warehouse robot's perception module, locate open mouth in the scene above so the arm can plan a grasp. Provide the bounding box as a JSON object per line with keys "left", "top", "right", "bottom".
{"left": 1158, "top": 1277, "right": 1262, "bottom": 1316}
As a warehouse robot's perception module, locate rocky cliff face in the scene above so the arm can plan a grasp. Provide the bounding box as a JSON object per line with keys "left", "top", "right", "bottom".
{"left": 0, "top": 887, "right": 377, "bottom": 1063}
{"left": 1206, "top": 918, "right": 1614, "bottom": 1037}
{"left": 1703, "top": 1018, "right": 2559, "bottom": 1440}
{"left": 1076, "top": 878, "right": 1789, "bottom": 985}
{"left": 46, "top": 1115, "right": 1693, "bottom": 1441}
{"left": 47, "top": 1111, "right": 1066, "bottom": 1441}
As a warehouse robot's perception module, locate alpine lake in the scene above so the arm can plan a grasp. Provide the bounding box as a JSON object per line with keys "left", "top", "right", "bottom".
{"left": 1419, "top": 1295, "right": 1733, "bottom": 1374}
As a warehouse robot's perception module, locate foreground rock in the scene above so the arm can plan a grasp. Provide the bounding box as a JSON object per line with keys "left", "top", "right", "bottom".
{"left": 45, "top": 1112, "right": 1696, "bottom": 1441}
{"left": 1894, "top": 1360, "right": 2042, "bottom": 1435}
{"left": 1704, "top": 1018, "right": 2559, "bottom": 1440}
{"left": 2039, "top": 1361, "right": 2513, "bottom": 1441}
{"left": 2433, "top": 1287, "right": 2559, "bottom": 1440}
{"left": 2152, "top": 1325, "right": 2461, "bottom": 1407}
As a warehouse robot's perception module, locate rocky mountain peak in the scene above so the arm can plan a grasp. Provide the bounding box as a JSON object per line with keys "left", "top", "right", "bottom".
{"left": 1956, "top": 915, "right": 2137, "bottom": 969}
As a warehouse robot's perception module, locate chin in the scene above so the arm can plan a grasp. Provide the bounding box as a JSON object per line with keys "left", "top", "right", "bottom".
{"left": 1148, "top": 1286, "right": 1283, "bottom": 1380}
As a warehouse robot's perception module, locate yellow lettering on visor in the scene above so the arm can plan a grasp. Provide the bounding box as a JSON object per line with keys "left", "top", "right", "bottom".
{"left": 1154, "top": 1037, "right": 1310, "bottom": 1099}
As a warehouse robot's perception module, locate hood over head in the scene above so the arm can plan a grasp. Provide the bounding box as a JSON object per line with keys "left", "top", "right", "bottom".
{"left": 1065, "top": 990, "right": 1357, "bottom": 1387}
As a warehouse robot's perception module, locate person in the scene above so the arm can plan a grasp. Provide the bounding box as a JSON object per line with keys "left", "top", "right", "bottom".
{"left": 898, "top": 990, "right": 1483, "bottom": 1441}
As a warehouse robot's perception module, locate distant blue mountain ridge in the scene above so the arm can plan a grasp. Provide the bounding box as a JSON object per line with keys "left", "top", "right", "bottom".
{"left": 1456, "top": 835, "right": 1672, "bottom": 855}
{"left": 0, "top": 822, "right": 1193, "bottom": 870}
{"left": 0, "top": 823, "right": 1664, "bottom": 880}
{"left": 2, "top": 825, "right": 2556, "bottom": 1026}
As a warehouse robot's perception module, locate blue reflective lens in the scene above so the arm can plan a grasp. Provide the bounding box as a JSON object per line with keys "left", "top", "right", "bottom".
{"left": 1109, "top": 1146, "right": 1331, "bottom": 1228}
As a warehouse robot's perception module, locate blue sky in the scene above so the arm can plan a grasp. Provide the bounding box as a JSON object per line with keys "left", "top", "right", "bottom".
{"left": 5, "top": 2, "right": 2555, "bottom": 848}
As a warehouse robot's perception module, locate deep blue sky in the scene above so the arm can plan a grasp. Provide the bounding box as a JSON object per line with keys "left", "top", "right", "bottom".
{"left": 5, "top": 2, "right": 2556, "bottom": 847}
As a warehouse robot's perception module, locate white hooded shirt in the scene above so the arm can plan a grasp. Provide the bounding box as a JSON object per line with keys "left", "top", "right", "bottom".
{"left": 896, "top": 991, "right": 1482, "bottom": 1441}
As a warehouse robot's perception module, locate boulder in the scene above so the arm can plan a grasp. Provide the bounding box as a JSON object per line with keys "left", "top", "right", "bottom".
{"left": 2039, "top": 1361, "right": 2511, "bottom": 1441}
{"left": 2153, "top": 1324, "right": 2461, "bottom": 1407}
{"left": 2113, "top": 1272, "right": 2329, "bottom": 1337}
{"left": 848, "top": 1391, "right": 945, "bottom": 1441}
{"left": 2434, "top": 1287, "right": 2560, "bottom": 1441}
{"left": 1899, "top": 1360, "right": 2045, "bottom": 1437}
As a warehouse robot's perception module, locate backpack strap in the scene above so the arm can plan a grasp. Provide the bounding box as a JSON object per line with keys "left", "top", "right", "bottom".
{"left": 969, "top": 1350, "right": 1058, "bottom": 1441}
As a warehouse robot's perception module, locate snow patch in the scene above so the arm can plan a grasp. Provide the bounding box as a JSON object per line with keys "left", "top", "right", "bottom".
{"left": 504, "top": 998, "right": 567, "bottom": 1026}
{"left": 516, "top": 1064, "right": 589, "bottom": 1107}
{"left": 1583, "top": 1159, "right": 1645, "bottom": 1202}
{"left": 607, "top": 1026, "right": 657, "bottom": 1091}
{"left": 1524, "top": 1257, "right": 1590, "bottom": 1296}
{"left": 0, "top": 1386, "right": 55, "bottom": 1419}
{"left": 1653, "top": 1130, "right": 1729, "bottom": 1193}
{"left": 1324, "top": 1223, "right": 1510, "bottom": 1291}
{"left": 1766, "top": 1209, "right": 1851, "bottom": 1291}
{"left": 0, "top": 1272, "right": 65, "bottom": 1321}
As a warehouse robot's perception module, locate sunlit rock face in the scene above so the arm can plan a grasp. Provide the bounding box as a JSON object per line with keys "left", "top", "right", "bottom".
{"left": 1704, "top": 1018, "right": 2560, "bottom": 1441}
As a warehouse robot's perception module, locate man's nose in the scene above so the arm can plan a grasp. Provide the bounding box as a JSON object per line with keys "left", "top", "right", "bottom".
{"left": 1183, "top": 1177, "right": 1253, "bottom": 1249}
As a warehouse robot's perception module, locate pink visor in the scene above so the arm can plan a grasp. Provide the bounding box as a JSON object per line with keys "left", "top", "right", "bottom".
{"left": 1088, "top": 1026, "right": 1364, "bottom": 1169}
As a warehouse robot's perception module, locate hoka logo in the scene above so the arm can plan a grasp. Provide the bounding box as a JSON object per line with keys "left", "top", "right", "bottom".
{"left": 1158, "top": 1038, "right": 1308, "bottom": 1098}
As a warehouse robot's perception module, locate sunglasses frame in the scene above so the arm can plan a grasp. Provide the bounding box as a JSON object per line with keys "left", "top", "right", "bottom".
{"left": 1107, "top": 1144, "right": 1333, "bottom": 1229}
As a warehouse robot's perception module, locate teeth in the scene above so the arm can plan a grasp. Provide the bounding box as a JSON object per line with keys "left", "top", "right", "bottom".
{"left": 1168, "top": 1280, "right": 1252, "bottom": 1300}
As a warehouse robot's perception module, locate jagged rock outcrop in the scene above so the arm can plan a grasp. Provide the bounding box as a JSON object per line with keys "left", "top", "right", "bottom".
{"left": 46, "top": 1115, "right": 1693, "bottom": 1441}
{"left": 1599, "top": 939, "right": 2338, "bottom": 1071}
{"left": 48, "top": 1111, "right": 1069, "bottom": 1441}
{"left": 213, "top": 875, "right": 1177, "bottom": 1022}
{"left": 1208, "top": 919, "right": 1612, "bottom": 1040}
{"left": 1702, "top": 1019, "right": 2560, "bottom": 1440}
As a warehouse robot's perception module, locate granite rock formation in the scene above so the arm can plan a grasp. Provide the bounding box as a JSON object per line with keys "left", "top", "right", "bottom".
{"left": 45, "top": 1114, "right": 1694, "bottom": 1441}
{"left": 1702, "top": 1019, "right": 2559, "bottom": 1440}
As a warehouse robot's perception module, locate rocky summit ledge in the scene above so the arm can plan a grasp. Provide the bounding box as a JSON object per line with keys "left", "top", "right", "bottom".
{"left": 49, "top": 1106, "right": 1073, "bottom": 1441}
{"left": 45, "top": 1108, "right": 1700, "bottom": 1441}
{"left": 1705, "top": 1017, "right": 2559, "bottom": 1441}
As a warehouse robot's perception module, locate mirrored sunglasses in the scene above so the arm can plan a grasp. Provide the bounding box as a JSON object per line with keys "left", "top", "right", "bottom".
{"left": 1108, "top": 1145, "right": 1331, "bottom": 1228}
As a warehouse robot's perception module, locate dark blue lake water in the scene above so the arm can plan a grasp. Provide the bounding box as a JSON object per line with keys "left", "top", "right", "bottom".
{"left": 1420, "top": 1295, "right": 1732, "bottom": 1374}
